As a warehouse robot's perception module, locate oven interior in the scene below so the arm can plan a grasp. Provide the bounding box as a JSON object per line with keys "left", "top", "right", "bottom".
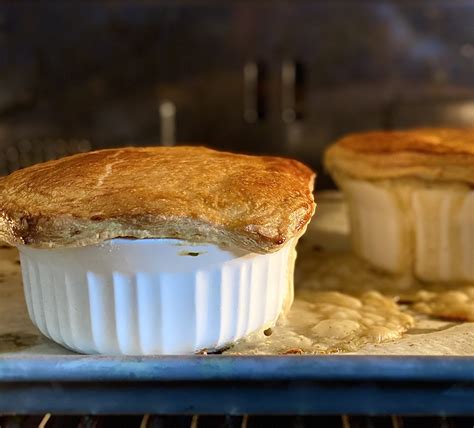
{"left": 1, "top": 1, "right": 474, "bottom": 188}
{"left": 1, "top": 1, "right": 474, "bottom": 426}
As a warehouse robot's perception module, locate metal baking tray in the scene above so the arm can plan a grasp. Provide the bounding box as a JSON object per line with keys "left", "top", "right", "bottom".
{"left": 2, "top": 193, "right": 474, "bottom": 415}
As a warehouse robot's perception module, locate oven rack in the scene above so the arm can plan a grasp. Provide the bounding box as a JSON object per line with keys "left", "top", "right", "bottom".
{"left": 2, "top": 414, "right": 474, "bottom": 428}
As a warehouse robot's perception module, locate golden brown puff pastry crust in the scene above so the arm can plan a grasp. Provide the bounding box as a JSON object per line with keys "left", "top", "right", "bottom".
{"left": 325, "top": 128, "right": 474, "bottom": 185}
{"left": 0, "top": 146, "right": 316, "bottom": 253}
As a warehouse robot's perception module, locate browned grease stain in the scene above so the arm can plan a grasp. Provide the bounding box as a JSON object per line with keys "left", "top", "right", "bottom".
{"left": 0, "top": 333, "right": 41, "bottom": 353}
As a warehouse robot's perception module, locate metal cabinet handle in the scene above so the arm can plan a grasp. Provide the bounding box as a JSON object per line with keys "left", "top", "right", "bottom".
{"left": 281, "top": 60, "right": 304, "bottom": 123}
{"left": 243, "top": 61, "right": 264, "bottom": 123}
{"left": 159, "top": 100, "right": 176, "bottom": 146}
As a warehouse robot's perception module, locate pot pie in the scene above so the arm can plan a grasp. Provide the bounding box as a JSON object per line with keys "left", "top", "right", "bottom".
{"left": 0, "top": 146, "right": 316, "bottom": 355}
{"left": 325, "top": 128, "right": 474, "bottom": 283}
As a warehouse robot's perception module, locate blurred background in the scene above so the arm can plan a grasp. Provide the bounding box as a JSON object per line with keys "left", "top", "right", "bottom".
{"left": 1, "top": 1, "right": 474, "bottom": 188}
{"left": 2, "top": 3, "right": 474, "bottom": 426}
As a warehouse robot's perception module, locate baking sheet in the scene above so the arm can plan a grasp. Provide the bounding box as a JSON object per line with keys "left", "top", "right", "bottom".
{"left": 1, "top": 191, "right": 474, "bottom": 357}
{"left": 3, "top": 192, "right": 474, "bottom": 415}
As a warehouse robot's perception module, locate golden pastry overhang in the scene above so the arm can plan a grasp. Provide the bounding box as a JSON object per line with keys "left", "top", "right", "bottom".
{"left": 0, "top": 146, "right": 316, "bottom": 252}
{"left": 325, "top": 128, "right": 474, "bottom": 185}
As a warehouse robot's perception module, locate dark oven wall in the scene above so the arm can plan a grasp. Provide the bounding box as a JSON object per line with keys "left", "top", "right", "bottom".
{"left": 1, "top": 1, "right": 474, "bottom": 188}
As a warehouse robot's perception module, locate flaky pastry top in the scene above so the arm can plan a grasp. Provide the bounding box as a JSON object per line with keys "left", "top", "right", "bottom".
{"left": 0, "top": 146, "right": 316, "bottom": 252}
{"left": 325, "top": 128, "right": 474, "bottom": 185}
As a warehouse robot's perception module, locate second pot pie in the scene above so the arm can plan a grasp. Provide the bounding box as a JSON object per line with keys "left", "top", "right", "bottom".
{"left": 325, "top": 128, "right": 474, "bottom": 283}
{"left": 0, "top": 146, "right": 316, "bottom": 355}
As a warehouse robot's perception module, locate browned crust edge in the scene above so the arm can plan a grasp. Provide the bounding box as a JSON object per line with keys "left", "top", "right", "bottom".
{"left": 324, "top": 129, "right": 474, "bottom": 184}
{"left": 0, "top": 146, "right": 316, "bottom": 253}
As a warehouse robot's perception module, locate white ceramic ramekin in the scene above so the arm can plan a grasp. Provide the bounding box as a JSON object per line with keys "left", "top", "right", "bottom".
{"left": 18, "top": 238, "right": 297, "bottom": 355}
{"left": 341, "top": 179, "right": 474, "bottom": 283}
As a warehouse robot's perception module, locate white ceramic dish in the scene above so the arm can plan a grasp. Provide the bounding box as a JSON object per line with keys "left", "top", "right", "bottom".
{"left": 18, "top": 238, "right": 297, "bottom": 355}
{"left": 342, "top": 179, "right": 474, "bottom": 282}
